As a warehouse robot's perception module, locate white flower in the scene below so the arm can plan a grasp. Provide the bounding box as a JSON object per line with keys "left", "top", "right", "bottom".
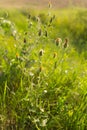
{"left": 3, "top": 20, "right": 11, "bottom": 25}
{"left": 65, "top": 70, "right": 68, "bottom": 74}
{"left": 41, "top": 119, "right": 48, "bottom": 127}
{"left": 44, "top": 90, "right": 47, "bottom": 93}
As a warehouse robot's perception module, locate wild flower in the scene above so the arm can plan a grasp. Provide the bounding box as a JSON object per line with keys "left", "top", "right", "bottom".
{"left": 41, "top": 119, "right": 48, "bottom": 127}
{"left": 29, "top": 72, "right": 34, "bottom": 77}
{"left": 40, "top": 108, "right": 44, "bottom": 112}
{"left": 44, "top": 90, "right": 47, "bottom": 93}
{"left": 12, "top": 30, "right": 17, "bottom": 37}
{"left": 55, "top": 38, "right": 62, "bottom": 46}
{"left": 2, "top": 19, "right": 11, "bottom": 25}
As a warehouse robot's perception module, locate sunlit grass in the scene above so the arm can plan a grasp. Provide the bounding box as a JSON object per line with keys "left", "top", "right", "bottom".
{"left": 0, "top": 7, "right": 87, "bottom": 129}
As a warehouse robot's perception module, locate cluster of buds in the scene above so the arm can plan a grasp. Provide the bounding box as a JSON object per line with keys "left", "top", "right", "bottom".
{"left": 55, "top": 37, "right": 69, "bottom": 48}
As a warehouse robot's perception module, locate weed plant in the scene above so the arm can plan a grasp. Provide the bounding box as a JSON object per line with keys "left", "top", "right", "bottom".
{"left": 0, "top": 6, "right": 87, "bottom": 130}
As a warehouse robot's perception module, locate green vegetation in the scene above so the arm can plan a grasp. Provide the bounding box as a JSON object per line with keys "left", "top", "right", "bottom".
{"left": 0, "top": 7, "right": 87, "bottom": 130}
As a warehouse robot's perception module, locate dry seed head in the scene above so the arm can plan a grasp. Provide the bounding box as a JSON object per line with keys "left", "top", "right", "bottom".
{"left": 63, "top": 38, "right": 69, "bottom": 48}
{"left": 36, "top": 16, "right": 40, "bottom": 22}
{"left": 48, "top": 1, "right": 52, "bottom": 8}
{"left": 39, "top": 49, "right": 44, "bottom": 56}
{"left": 55, "top": 38, "right": 62, "bottom": 46}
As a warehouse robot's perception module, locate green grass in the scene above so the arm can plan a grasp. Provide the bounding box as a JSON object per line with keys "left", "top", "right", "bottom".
{"left": 0, "top": 7, "right": 87, "bottom": 130}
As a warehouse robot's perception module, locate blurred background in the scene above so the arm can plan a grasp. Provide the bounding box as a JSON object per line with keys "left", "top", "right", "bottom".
{"left": 0, "top": 0, "right": 87, "bottom": 8}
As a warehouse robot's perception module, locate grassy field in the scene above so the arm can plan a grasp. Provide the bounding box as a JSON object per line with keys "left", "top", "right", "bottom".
{"left": 0, "top": 5, "right": 87, "bottom": 130}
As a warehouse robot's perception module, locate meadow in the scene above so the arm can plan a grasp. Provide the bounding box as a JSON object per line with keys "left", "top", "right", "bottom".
{"left": 0, "top": 6, "right": 87, "bottom": 130}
